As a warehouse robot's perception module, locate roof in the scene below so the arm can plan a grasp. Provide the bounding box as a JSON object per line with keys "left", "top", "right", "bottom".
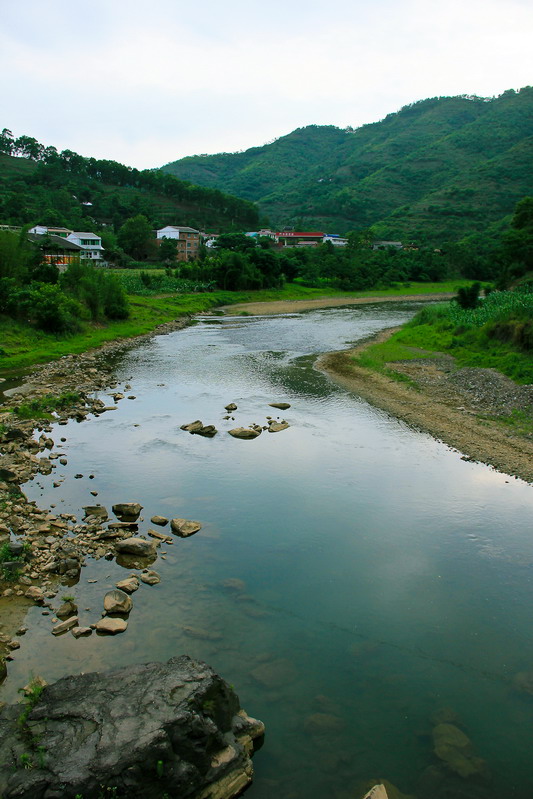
{"left": 27, "top": 233, "right": 83, "bottom": 251}
{"left": 70, "top": 232, "right": 101, "bottom": 238}
{"left": 277, "top": 231, "right": 324, "bottom": 237}
{"left": 160, "top": 226, "right": 199, "bottom": 233}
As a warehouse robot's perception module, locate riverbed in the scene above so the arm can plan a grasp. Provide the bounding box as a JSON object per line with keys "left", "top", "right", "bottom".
{"left": 2, "top": 302, "right": 533, "bottom": 798}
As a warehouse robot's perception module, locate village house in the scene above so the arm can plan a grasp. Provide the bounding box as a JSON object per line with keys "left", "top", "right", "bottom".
{"left": 27, "top": 232, "right": 85, "bottom": 272}
{"left": 28, "top": 225, "right": 105, "bottom": 262}
{"left": 156, "top": 225, "right": 200, "bottom": 261}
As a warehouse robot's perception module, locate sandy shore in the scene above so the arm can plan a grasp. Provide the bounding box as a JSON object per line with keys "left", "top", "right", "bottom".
{"left": 222, "top": 292, "right": 457, "bottom": 316}
{"left": 317, "top": 329, "right": 533, "bottom": 485}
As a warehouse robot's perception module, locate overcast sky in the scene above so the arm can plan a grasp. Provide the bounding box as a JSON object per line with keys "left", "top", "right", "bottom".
{"left": 2, "top": 0, "right": 531, "bottom": 169}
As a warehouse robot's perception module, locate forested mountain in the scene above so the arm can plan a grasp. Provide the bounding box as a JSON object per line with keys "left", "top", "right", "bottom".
{"left": 0, "top": 134, "right": 258, "bottom": 233}
{"left": 161, "top": 87, "right": 533, "bottom": 242}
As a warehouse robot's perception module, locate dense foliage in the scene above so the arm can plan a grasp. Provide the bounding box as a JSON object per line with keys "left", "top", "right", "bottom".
{"left": 173, "top": 202, "right": 533, "bottom": 291}
{"left": 0, "top": 129, "right": 258, "bottom": 234}
{"left": 0, "top": 230, "right": 128, "bottom": 334}
{"left": 162, "top": 88, "right": 533, "bottom": 243}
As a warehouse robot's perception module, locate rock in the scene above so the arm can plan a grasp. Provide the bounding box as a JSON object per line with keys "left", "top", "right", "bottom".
{"left": 103, "top": 589, "right": 133, "bottom": 615}
{"left": 0, "top": 656, "right": 264, "bottom": 799}
{"left": 513, "top": 670, "right": 533, "bottom": 695}
{"left": 82, "top": 505, "right": 108, "bottom": 521}
{"left": 225, "top": 403, "right": 238, "bottom": 411}
{"left": 115, "top": 537, "right": 156, "bottom": 557}
{"left": 268, "top": 421, "right": 290, "bottom": 432}
{"left": 150, "top": 515, "right": 169, "bottom": 526}
{"left": 250, "top": 658, "right": 297, "bottom": 689}
{"left": 170, "top": 518, "right": 202, "bottom": 537}
{"left": 140, "top": 569, "right": 160, "bottom": 586}
{"left": 0, "top": 468, "right": 17, "bottom": 482}
{"left": 193, "top": 424, "right": 218, "bottom": 437}
{"left": 304, "top": 712, "right": 345, "bottom": 735}
{"left": 116, "top": 576, "right": 140, "bottom": 594}
{"left": 56, "top": 600, "right": 78, "bottom": 619}
{"left": 183, "top": 626, "right": 223, "bottom": 641}
{"left": 112, "top": 502, "right": 143, "bottom": 522}
{"left": 268, "top": 402, "right": 291, "bottom": 410}
{"left": 222, "top": 578, "right": 246, "bottom": 593}
{"left": 24, "top": 586, "right": 44, "bottom": 603}
{"left": 180, "top": 420, "right": 204, "bottom": 432}
{"left": 432, "top": 722, "right": 488, "bottom": 778}
{"left": 228, "top": 427, "right": 261, "bottom": 439}
{"left": 52, "top": 616, "right": 79, "bottom": 636}
{"left": 71, "top": 626, "right": 92, "bottom": 639}
{"left": 95, "top": 617, "right": 128, "bottom": 635}
{"left": 148, "top": 528, "right": 173, "bottom": 543}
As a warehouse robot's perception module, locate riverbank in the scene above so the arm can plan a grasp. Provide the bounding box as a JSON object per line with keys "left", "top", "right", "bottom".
{"left": 317, "top": 329, "right": 533, "bottom": 485}
{"left": 0, "top": 281, "right": 469, "bottom": 372}
{"left": 222, "top": 292, "right": 456, "bottom": 316}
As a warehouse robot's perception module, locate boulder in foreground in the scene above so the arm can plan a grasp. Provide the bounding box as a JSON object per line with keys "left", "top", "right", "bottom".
{"left": 0, "top": 655, "right": 264, "bottom": 799}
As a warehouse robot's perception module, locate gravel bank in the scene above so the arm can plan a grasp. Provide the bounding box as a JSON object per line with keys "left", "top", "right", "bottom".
{"left": 317, "top": 329, "right": 533, "bottom": 485}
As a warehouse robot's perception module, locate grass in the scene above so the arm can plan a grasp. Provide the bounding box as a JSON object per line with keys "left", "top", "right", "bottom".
{"left": 0, "top": 280, "right": 469, "bottom": 372}
{"left": 357, "top": 290, "right": 533, "bottom": 385}
{"left": 11, "top": 391, "right": 81, "bottom": 419}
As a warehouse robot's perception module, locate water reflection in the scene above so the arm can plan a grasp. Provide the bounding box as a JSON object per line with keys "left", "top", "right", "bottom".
{"left": 3, "top": 303, "right": 533, "bottom": 798}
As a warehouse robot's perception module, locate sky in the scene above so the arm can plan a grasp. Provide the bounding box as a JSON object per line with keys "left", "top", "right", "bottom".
{"left": 2, "top": 0, "right": 531, "bottom": 170}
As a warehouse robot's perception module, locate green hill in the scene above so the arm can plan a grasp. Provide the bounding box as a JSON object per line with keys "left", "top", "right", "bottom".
{"left": 161, "top": 87, "right": 533, "bottom": 242}
{"left": 0, "top": 142, "right": 258, "bottom": 234}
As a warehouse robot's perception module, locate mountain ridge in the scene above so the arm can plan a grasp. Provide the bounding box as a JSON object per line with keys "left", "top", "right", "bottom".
{"left": 161, "top": 87, "right": 533, "bottom": 242}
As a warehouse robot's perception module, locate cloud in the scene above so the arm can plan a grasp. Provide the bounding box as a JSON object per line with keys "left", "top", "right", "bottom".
{"left": 1, "top": 0, "right": 531, "bottom": 167}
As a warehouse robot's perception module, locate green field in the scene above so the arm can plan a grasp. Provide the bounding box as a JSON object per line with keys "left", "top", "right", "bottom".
{"left": 0, "top": 281, "right": 470, "bottom": 373}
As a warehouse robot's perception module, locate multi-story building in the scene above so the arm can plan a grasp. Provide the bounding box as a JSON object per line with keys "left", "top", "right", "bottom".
{"left": 156, "top": 225, "right": 200, "bottom": 262}
{"left": 66, "top": 231, "right": 104, "bottom": 260}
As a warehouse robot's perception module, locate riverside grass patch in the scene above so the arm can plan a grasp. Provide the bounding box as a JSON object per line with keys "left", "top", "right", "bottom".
{"left": 360, "top": 289, "right": 533, "bottom": 384}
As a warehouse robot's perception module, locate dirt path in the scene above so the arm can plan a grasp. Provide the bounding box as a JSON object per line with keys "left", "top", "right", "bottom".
{"left": 222, "top": 292, "right": 457, "bottom": 316}
{"left": 317, "top": 329, "right": 533, "bottom": 485}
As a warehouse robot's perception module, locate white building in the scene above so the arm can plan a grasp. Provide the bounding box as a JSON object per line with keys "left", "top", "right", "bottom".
{"left": 323, "top": 235, "right": 348, "bottom": 247}
{"left": 66, "top": 232, "right": 104, "bottom": 260}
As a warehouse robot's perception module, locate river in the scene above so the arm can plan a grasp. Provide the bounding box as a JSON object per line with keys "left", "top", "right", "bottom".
{"left": 2, "top": 302, "right": 533, "bottom": 798}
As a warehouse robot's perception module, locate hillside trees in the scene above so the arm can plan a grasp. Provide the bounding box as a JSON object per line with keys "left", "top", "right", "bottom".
{"left": 117, "top": 214, "right": 156, "bottom": 261}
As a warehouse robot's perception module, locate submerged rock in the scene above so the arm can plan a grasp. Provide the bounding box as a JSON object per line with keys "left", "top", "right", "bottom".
{"left": 0, "top": 655, "right": 264, "bottom": 799}
{"left": 432, "top": 722, "right": 488, "bottom": 779}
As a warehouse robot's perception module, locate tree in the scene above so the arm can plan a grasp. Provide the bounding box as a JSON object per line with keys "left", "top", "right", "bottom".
{"left": 158, "top": 237, "right": 178, "bottom": 264}
{"left": 117, "top": 215, "right": 156, "bottom": 261}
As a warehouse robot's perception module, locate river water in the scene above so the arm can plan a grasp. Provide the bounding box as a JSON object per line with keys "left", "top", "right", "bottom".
{"left": 3, "top": 302, "right": 533, "bottom": 798}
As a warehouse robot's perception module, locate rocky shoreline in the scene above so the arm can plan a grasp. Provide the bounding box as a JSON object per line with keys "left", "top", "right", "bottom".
{"left": 0, "top": 315, "right": 197, "bottom": 669}
{"left": 317, "top": 328, "right": 533, "bottom": 485}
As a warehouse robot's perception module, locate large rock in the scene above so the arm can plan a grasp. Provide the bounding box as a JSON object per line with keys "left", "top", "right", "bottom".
{"left": 82, "top": 505, "right": 108, "bottom": 521}
{"left": 0, "top": 655, "right": 264, "bottom": 799}
{"left": 112, "top": 503, "right": 143, "bottom": 522}
{"left": 115, "top": 537, "right": 156, "bottom": 557}
{"left": 171, "top": 518, "right": 202, "bottom": 538}
{"left": 268, "top": 402, "right": 290, "bottom": 410}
